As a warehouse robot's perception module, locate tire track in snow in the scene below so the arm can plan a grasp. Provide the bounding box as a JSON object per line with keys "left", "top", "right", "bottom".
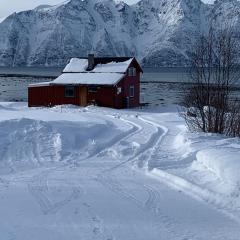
{"left": 87, "top": 117, "right": 143, "bottom": 160}
{"left": 97, "top": 174, "right": 199, "bottom": 240}
{"left": 103, "top": 116, "right": 168, "bottom": 172}
{"left": 80, "top": 110, "right": 159, "bottom": 165}
{"left": 142, "top": 118, "right": 240, "bottom": 223}
{"left": 137, "top": 118, "right": 200, "bottom": 239}
{"left": 97, "top": 116, "right": 200, "bottom": 240}
{"left": 26, "top": 113, "right": 141, "bottom": 215}
{"left": 63, "top": 113, "right": 143, "bottom": 165}
{"left": 24, "top": 112, "right": 142, "bottom": 218}
{"left": 28, "top": 169, "right": 82, "bottom": 215}
{"left": 0, "top": 177, "right": 9, "bottom": 189}
{"left": 144, "top": 184, "right": 161, "bottom": 211}
{"left": 97, "top": 174, "right": 143, "bottom": 208}
{"left": 148, "top": 167, "right": 240, "bottom": 224}
{"left": 63, "top": 118, "right": 140, "bottom": 165}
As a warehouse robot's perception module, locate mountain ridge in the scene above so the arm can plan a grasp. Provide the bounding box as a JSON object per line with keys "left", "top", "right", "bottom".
{"left": 0, "top": 0, "right": 239, "bottom": 67}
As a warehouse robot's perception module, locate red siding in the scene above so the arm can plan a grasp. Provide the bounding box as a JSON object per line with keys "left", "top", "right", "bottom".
{"left": 87, "top": 86, "right": 115, "bottom": 108}
{"left": 122, "top": 74, "right": 140, "bottom": 108}
{"left": 117, "top": 61, "right": 140, "bottom": 108}
{"left": 28, "top": 85, "right": 80, "bottom": 107}
{"left": 28, "top": 60, "right": 141, "bottom": 109}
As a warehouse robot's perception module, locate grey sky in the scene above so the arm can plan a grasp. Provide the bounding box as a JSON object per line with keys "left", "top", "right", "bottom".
{"left": 0, "top": 0, "right": 213, "bottom": 18}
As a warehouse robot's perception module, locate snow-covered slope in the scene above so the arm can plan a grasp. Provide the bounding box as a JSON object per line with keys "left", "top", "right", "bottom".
{"left": 0, "top": 0, "right": 239, "bottom": 67}
{"left": 0, "top": 17, "right": 6, "bottom": 23}
{"left": 0, "top": 102, "right": 240, "bottom": 239}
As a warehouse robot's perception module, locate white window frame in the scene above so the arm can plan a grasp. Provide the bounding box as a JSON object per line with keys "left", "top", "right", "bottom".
{"left": 129, "top": 85, "right": 135, "bottom": 98}
{"left": 132, "top": 67, "right": 136, "bottom": 77}
{"left": 128, "top": 67, "right": 136, "bottom": 77}
{"left": 128, "top": 68, "right": 132, "bottom": 76}
{"left": 117, "top": 87, "right": 122, "bottom": 95}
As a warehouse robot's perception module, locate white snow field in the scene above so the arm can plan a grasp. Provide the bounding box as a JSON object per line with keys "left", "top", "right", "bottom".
{"left": 0, "top": 102, "right": 240, "bottom": 240}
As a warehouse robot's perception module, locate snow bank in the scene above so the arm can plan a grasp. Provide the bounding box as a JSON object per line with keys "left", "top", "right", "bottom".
{"left": 0, "top": 118, "right": 62, "bottom": 173}
{"left": 148, "top": 168, "right": 217, "bottom": 203}
{"left": 172, "top": 125, "right": 193, "bottom": 157}
{"left": 196, "top": 148, "right": 240, "bottom": 187}
{"left": 171, "top": 123, "right": 240, "bottom": 197}
{"left": 0, "top": 103, "right": 134, "bottom": 173}
{"left": 0, "top": 115, "right": 127, "bottom": 173}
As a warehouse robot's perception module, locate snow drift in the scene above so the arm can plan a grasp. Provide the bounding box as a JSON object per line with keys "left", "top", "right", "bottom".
{"left": 0, "top": 118, "right": 61, "bottom": 173}
{"left": 0, "top": 105, "right": 131, "bottom": 173}
{"left": 196, "top": 148, "right": 240, "bottom": 189}
{"left": 0, "top": 103, "right": 240, "bottom": 239}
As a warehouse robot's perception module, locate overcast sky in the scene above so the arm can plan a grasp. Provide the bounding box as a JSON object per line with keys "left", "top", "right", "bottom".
{"left": 0, "top": 0, "right": 213, "bottom": 18}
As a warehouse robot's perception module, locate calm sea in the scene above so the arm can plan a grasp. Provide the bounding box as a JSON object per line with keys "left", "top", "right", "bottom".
{"left": 2, "top": 67, "right": 238, "bottom": 106}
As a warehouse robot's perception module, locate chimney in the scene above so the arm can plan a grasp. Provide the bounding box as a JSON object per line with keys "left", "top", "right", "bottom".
{"left": 88, "top": 54, "right": 95, "bottom": 71}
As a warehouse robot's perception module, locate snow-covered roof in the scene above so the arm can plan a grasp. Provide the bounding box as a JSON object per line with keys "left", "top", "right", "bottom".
{"left": 63, "top": 58, "right": 89, "bottom": 73}
{"left": 29, "top": 57, "right": 134, "bottom": 87}
{"left": 52, "top": 73, "right": 125, "bottom": 85}
{"left": 93, "top": 58, "right": 133, "bottom": 73}
{"left": 29, "top": 82, "right": 51, "bottom": 87}
{"left": 63, "top": 57, "right": 133, "bottom": 73}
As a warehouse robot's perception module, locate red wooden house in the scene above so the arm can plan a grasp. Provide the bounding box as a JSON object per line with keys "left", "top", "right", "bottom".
{"left": 28, "top": 55, "right": 143, "bottom": 109}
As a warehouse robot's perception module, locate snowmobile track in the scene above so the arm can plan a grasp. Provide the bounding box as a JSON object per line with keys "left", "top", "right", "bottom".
{"left": 28, "top": 169, "right": 83, "bottom": 215}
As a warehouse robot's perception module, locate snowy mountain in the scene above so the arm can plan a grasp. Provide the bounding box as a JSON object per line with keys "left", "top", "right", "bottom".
{"left": 0, "top": 17, "right": 6, "bottom": 23}
{"left": 0, "top": 0, "right": 240, "bottom": 67}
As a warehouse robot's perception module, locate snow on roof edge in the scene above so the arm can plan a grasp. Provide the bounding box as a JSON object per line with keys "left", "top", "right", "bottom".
{"left": 29, "top": 57, "right": 136, "bottom": 87}
{"left": 29, "top": 73, "right": 126, "bottom": 87}
{"left": 52, "top": 72, "right": 125, "bottom": 86}
{"left": 29, "top": 82, "right": 51, "bottom": 87}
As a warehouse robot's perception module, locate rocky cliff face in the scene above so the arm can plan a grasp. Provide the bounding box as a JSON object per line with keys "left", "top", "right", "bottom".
{"left": 0, "top": 0, "right": 239, "bottom": 67}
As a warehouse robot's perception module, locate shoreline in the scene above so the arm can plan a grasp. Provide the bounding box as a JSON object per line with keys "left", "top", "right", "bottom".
{"left": 0, "top": 73, "right": 58, "bottom": 78}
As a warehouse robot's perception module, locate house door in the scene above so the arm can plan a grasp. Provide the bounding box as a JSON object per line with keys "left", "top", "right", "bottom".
{"left": 79, "top": 87, "right": 87, "bottom": 106}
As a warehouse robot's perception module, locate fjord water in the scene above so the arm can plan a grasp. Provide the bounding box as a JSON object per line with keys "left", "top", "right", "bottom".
{"left": 141, "top": 68, "right": 190, "bottom": 106}
{"left": 0, "top": 67, "right": 190, "bottom": 106}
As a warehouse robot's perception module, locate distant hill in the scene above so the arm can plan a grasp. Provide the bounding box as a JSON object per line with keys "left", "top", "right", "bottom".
{"left": 0, "top": 0, "right": 239, "bottom": 67}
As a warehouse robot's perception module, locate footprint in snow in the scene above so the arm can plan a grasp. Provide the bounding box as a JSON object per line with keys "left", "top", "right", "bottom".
{"left": 93, "top": 227, "right": 101, "bottom": 235}
{"left": 92, "top": 216, "right": 103, "bottom": 235}
{"left": 92, "top": 216, "right": 101, "bottom": 223}
{"left": 83, "top": 202, "right": 91, "bottom": 208}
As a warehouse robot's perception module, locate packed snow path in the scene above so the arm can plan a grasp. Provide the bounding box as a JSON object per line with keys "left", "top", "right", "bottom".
{"left": 0, "top": 103, "right": 240, "bottom": 240}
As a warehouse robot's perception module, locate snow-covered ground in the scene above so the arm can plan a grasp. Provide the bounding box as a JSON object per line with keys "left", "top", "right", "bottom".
{"left": 0, "top": 102, "right": 240, "bottom": 240}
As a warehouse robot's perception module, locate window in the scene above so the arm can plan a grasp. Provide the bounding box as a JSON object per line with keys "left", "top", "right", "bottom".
{"left": 133, "top": 68, "right": 136, "bottom": 76}
{"left": 117, "top": 87, "right": 122, "bottom": 95}
{"left": 65, "top": 86, "right": 75, "bottom": 98}
{"left": 129, "top": 85, "right": 135, "bottom": 97}
{"left": 128, "top": 67, "right": 136, "bottom": 77}
{"left": 88, "top": 86, "right": 98, "bottom": 93}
